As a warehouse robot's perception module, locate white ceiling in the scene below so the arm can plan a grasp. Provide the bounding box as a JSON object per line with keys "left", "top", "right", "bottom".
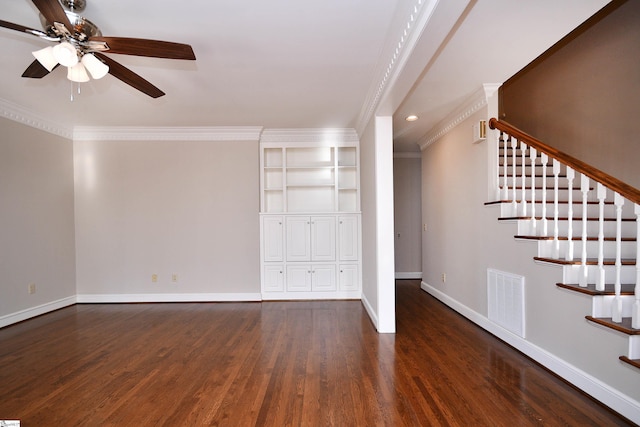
{"left": 0, "top": 0, "right": 610, "bottom": 150}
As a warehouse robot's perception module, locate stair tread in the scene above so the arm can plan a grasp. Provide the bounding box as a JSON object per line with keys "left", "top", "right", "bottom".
{"left": 534, "top": 257, "right": 636, "bottom": 266}
{"left": 515, "top": 235, "right": 636, "bottom": 241}
{"left": 490, "top": 199, "right": 619, "bottom": 206}
{"left": 585, "top": 316, "right": 640, "bottom": 335}
{"left": 497, "top": 215, "right": 635, "bottom": 222}
{"left": 556, "top": 283, "right": 635, "bottom": 296}
{"left": 619, "top": 356, "right": 640, "bottom": 370}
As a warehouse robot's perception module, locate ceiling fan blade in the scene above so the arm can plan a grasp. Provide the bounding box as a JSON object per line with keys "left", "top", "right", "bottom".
{"left": 31, "top": 0, "right": 73, "bottom": 30}
{"left": 22, "top": 60, "right": 57, "bottom": 78}
{"left": 90, "top": 37, "right": 196, "bottom": 60}
{"left": 0, "top": 19, "right": 40, "bottom": 34}
{"left": 94, "top": 53, "right": 165, "bottom": 98}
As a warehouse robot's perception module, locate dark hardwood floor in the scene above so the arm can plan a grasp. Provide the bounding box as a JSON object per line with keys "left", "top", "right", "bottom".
{"left": 0, "top": 280, "right": 634, "bottom": 426}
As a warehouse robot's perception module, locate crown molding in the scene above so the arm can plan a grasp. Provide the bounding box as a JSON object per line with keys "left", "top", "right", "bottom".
{"left": 73, "top": 126, "right": 264, "bottom": 141}
{"left": 418, "top": 83, "right": 500, "bottom": 150}
{"left": 260, "top": 128, "right": 359, "bottom": 144}
{"left": 0, "top": 98, "right": 73, "bottom": 139}
{"left": 355, "top": 0, "right": 440, "bottom": 133}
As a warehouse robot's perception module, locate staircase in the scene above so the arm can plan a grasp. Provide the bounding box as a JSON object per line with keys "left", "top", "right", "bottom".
{"left": 487, "top": 118, "right": 640, "bottom": 369}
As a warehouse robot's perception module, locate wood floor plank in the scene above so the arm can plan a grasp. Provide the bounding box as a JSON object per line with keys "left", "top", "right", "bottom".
{"left": 0, "top": 281, "right": 635, "bottom": 426}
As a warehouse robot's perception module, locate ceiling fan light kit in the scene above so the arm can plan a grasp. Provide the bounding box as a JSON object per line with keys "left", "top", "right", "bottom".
{"left": 52, "top": 41, "right": 79, "bottom": 67}
{"left": 67, "top": 61, "right": 89, "bottom": 82}
{"left": 81, "top": 53, "right": 108, "bottom": 79}
{"left": 1, "top": 0, "right": 196, "bottom": 98}
{"left": 31, "top": 46, "right": 58, "bottom": 71}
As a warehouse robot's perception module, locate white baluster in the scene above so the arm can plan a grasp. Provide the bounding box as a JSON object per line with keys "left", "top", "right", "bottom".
{"left": 565, "top": 167, "right": 575, "bottom": 261}
{"left": 520, "top": 141, "right": 527, "bottom": 217}
{"left": 530, "top": 147, "right": 538, "bottom": 236}
{"left": 541, "top": 153, "right": 549, "bottom": 236}
{"left": 596, "top": 183, "right": 606, "bottom": 291}
{"left": 633, "top": 203, "right": 640, "bottom": 329}
{"left": 579, "top": 174, "right": 589, "bottom": 287}
{"left": 612, "top": 192, "right": 624, "bottom": 323}
{"left": 496, "top": 132, "right": 503, "bottom": 201}
{"left": 511, "top": 137, "right": 518, "bottom": 215}
{"left": 552, "top": 159, "right": 561, "bottom": 259}
{"left": 502, "top": 133, "right": 509, "bottom": 201}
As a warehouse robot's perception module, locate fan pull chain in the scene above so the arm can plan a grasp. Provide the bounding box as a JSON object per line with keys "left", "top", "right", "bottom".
{"left": 70, "top": 82, "right": 82, "bottom": 102}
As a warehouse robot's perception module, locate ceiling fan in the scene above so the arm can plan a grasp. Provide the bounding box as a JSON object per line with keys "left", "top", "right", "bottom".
{"left": 0, "top": 0, "right": 196, "bottom": 98}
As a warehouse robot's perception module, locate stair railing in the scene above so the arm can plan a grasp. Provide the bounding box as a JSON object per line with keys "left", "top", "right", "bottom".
{"left": 489, "top": 118, "right": 640, "bottom": 327}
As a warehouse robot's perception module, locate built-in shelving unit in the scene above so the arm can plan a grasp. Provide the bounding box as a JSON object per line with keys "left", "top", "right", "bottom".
{"left": 259, "top": 129, "right": 361, "bottom": 300}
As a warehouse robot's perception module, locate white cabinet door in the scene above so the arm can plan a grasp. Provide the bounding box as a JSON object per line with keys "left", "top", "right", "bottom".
{"left": 263, "top": 216, "right": 284, "bottom": 262}
{"left": 263, "top": 265, "right": 284, "bottom": 292}
{"left": 311, "top": 216, "right": 336, "bottom": 261}
{"left": 338, "top": 215, "right": 358, "bottom": 261}
{"left": 286, "top": 265, "right": 312, "bottom": 291}
{"left": 338, "top": 264, "right": 359, "bottom": 291}
{"left": 286, "top": 217, "right": 311, "bottom": 261}
{"left": 312, "top": 264, "right": 336, "bottom": 291}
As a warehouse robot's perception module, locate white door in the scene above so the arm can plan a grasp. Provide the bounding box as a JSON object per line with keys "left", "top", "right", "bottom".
{"left": 263, "top": 265, "right": 284, "bottom": 292}
{"left": 338, "top": 264, "right": 359, "bottom": 291}
{"left": 338, "top": 215, "right": 358, "bottom": 261}
{"left": 286, "top": 264, "right": 312, "bottom": 291}
{"left": 311, "top": 216, "right": 336, "bottom": 261}
{"left": 286, "top": 216, "right": 311, "bottom": 261}
{"left": 263, "top": 216, "right": 284, "bottom": 262}
{"left": 311, "top": 264, "right": 336, "bottom": 291}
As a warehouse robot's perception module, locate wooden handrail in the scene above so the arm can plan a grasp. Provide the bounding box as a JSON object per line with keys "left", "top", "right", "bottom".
{"left": 489, "top": 118, "right": 640, "bottom": 206}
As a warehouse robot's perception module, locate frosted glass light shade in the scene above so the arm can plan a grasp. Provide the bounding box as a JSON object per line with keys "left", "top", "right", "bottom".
{"left": 53, "top": 41, "right": 79, "bottom": 67}
{"left": 32, "top": 46, "right": 58, "bottom": 72}
{"left": 81, "top": 54, "right": 109, "bottom": 79}
{"left": 67, "top": 62, "right": 90, "bottom": 82}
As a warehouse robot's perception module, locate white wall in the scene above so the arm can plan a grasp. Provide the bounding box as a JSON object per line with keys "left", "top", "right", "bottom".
{"left": 393, "top": 154, "right": 422, "bottom": 278}
{"left": 0, "top": 118, "right": 76, "bottom": 325}
{"left": 74, "top": 138, "right": 261, "bottom": 301}
{"left": 420, "top": 107, "right": 640, "bottom": 419}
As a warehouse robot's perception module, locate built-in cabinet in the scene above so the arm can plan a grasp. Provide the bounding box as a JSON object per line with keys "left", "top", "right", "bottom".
{"left": 259, "top": 131, "right": 361, "bottom": 300}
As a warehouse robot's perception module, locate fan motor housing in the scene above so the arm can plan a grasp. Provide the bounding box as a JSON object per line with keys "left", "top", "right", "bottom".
{"left": 61, "top": 0, "right": 87, "bottom": 12}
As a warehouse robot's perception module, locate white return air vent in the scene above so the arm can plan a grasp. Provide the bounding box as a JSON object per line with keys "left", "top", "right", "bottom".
{"left": 487, "top": 269, "right": 526, "bottom": 338}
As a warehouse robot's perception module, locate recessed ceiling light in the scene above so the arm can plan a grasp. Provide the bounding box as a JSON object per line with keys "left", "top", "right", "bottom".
{"left": 405, "top": 115, "right": 419, "bottom": 122}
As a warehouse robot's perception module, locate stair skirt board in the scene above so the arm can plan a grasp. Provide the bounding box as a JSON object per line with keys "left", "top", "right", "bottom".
{"left": 487, "top": 268, "right": 526, "bottom": 338}
{"left": 421, "top": 281, "right": 640, "bottom": 425}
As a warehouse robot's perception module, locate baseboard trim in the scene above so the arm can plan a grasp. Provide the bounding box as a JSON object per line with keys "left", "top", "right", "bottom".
{"left": 76, "top": 293, "right": 263, "bottom": 303}
{"left": 0, "top": 296, "right": 77, "bottom": 329}
{"left": 420, "top": 281, "right": 640, "bottom": 425}
{"left": 361, "top": 293, "right": 379, "bottom": 330}
{"left": 395, "top": 272, "right": 422, "bottom": 279}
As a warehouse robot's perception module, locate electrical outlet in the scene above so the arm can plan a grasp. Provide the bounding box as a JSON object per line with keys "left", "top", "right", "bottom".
{"left": 423, "top": 223, "right": 427, "bottom": 231}
{"left": 151, "top": 274, "right": 158, "bottom": 283}
{"left": 172, "top": 274, "right": 178, "bottom": 283}
{"left": 441, "top": 273, "right": 446, "bottom": 283}
{"left": 28, "top": 283, "right": 36, "bottom": 294}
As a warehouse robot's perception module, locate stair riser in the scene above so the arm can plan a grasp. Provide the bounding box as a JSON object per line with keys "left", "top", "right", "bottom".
{"left": 506, "top": 203, "right": 627, "bottom": 219}
{"left": 562, "top": 264, "right": 637, "bottom": 284}
{"left": 536, "top": 240, "right": 637, "bottom": 259}
{"left": 515, "top": 219, "right": 637, "bottom": 237}
{"left": 592, "top": 295, "right": 636, "bottom": 318}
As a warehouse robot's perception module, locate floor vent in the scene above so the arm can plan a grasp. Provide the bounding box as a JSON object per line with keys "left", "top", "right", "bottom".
{"left": 487, "top": 269, "right": 525, "bottom": 338}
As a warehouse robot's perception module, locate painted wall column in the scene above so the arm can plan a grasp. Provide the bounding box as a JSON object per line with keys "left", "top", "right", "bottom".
{"left": 375, "top": 115, "right": 396, "bottom": 333}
